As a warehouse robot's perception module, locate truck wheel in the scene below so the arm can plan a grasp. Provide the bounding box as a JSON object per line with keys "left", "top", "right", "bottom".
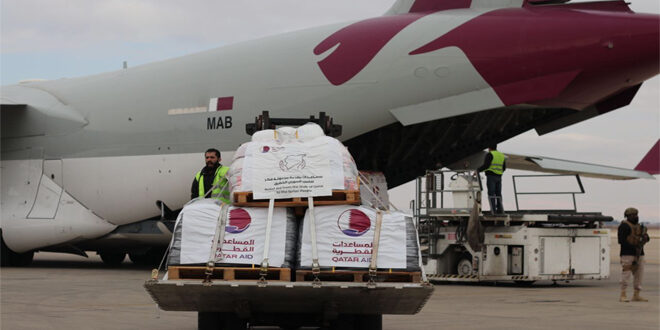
{"left": 99, "top": 251, "right": 126, "bottom": 266}
{"left": 355, "top": 314, "right": 382, "bottom": 330}
{"left": 457, "top": 258, "right": 473, "bottom": 276}
{"left": 198, "top": 312, "right": 222, "bottom": 330}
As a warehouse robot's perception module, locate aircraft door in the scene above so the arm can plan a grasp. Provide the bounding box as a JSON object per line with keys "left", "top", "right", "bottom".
{"left": 27, "top": 159, "right": 63, "bottom": 219}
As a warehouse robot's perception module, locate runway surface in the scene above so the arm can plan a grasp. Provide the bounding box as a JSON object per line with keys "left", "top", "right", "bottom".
{"left": 1, "top": 234, "right": 658, "bottom": 329}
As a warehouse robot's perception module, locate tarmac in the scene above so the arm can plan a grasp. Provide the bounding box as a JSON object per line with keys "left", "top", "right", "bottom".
{"left": 1, "top": 233, "right": 658, "bottom": 330}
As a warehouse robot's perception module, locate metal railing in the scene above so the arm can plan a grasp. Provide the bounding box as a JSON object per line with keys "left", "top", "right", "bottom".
{"left": 412, "top": 169, "right": 482, "bottom": 218}
{"left": 411, "top": 170, "right": 482, "bottom": 262}
{"left": 512, "top": 174, "right": 585, "bottom": 212}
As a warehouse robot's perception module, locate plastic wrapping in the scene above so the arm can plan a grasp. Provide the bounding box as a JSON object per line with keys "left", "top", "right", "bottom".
{"left": 296, "top": 205, "right": 420, "bottom": 271}
{"left": 167, "top": 200, "right": 298, "bottom": 268}
{"left": 228, "top": 123, "right": 358, "bottom": 198}
{"left": 359, "top": 171, "right": 390, "bottom": 209}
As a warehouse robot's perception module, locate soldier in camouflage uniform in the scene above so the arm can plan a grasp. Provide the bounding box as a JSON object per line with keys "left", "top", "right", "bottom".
{"left": 618, "top": 207, "right": 650, "bottom": 302}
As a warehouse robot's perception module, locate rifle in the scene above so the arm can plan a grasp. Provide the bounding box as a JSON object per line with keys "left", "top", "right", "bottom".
{"left": 632, "top": 224, "right": 650, "bottom": 271}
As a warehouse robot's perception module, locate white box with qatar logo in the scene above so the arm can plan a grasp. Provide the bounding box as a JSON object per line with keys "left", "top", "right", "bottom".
{"left": 167, "top": 199, "right": 297, "bottom": 268}
{"left": 298, "top": 205, "right": 413, "bottom": 269}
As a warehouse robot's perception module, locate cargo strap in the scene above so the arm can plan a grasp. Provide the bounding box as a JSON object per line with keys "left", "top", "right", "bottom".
{"left": 204, "top": 203, "right": 230, "bottom": 285}
{"left": 367, "top": 210, "right": 384, "bottom": 288}
{"left": 258, "top": 199, "right": 276, "bottom": 287}
{"left": 308, "top": 197, "right": 322, "bottom": 287}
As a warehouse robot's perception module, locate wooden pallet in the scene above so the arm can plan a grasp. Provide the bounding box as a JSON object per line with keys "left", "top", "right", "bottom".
{"left": 232, "top": 190, "right": 360, "bottom": 207}
{"left": 295, "top": 270, "right": 421, "bottom": 283}
{"left": 168, "top": 266, "right": 291, "bottom": 281}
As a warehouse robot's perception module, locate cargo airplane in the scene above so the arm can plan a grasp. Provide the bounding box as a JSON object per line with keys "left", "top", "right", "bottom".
{"left": 1, "top": 0, "right": 658, "bottom": 266}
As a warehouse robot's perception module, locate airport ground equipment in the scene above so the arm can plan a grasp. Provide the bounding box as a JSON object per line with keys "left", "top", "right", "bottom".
{"left": 145, "top": 276, "right": 432, "bottom": 329}
{"left": 414, "top": 170, "right": 611, "bottom": 283}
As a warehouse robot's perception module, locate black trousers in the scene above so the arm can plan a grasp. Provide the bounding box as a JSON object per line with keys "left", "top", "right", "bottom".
{"left": 486, "top": 174, "right": 504, "bottom": 214}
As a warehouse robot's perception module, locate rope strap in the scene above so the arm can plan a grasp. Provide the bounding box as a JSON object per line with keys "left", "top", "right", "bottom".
{"left": 307, "top": 197, "right": 322, "bottom": 287}
{"left": 204, "top": 203, "right": 229, "bottom": 285}
{"left": 367, "top": 210, "right": 384, "bottom": 288}
{"left": 258, "top": 199, "right": 275, "bottom": 286}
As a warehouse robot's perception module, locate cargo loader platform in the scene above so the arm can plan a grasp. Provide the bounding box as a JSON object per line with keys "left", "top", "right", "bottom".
{"left": 145, "top": 280, "right": 432, "bottom": 314}
{"left": 145, "top": 279, "right": 433, "bottom": 329}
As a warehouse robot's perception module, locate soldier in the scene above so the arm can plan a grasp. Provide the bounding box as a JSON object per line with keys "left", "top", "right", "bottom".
{"left": 618, "top": 207, "right": 650, "bottom": 302}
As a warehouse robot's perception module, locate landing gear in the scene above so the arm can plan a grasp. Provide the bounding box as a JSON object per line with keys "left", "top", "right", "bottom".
{"left": 129, "top": 247, "right": 167, "bottom": 267}
{"left": 0, "top": 231, "right": 34, "bottom": 267}
{"left": 99, "top": 251, "right": 126, "bottom": 266}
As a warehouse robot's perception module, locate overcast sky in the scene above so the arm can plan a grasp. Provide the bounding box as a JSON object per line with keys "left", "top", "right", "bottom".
{"left": 1, "top": 0, "right": 659, "bottom": 222}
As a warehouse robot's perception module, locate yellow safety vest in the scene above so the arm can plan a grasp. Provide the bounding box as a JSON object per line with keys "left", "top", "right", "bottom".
{"left": 196, "top": 166, "right": 230, "bottom": 203}
{"left": 486, "top": 151, "right": 505, "bottom": 175}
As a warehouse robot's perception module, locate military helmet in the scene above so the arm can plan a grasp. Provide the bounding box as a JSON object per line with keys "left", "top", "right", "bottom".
{"left": 624, "top": 207, "right": 639, "bottom": 217}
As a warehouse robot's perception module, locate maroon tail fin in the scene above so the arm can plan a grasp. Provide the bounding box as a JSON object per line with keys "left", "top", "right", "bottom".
{"left": 635, "top": 140, "right": 660, "bottom": 175}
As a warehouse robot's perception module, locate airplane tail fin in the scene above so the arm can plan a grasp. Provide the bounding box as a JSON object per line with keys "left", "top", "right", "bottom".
{"left": 635, "top": 140, "right": 660, "bottom": 175}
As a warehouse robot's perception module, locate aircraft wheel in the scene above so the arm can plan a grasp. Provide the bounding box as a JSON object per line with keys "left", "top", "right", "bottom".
{"left": 457, "top": 258, "right": 473, "bottom": 276}
{"left": 128, "top": 252, "right": 148, "bottom": 265}
{"left": 99, "top": 251, "right": 126, "bottom": 266}
{"left": 146, "top": 247, "right": 167, "bottom": 265}
{"left": 10, "top": 251, "right": 34, "bottom": 267}
{"left": 129, "top": 247, "right": 166, "bottom": 267}
{"left": 1, "top": 232, "right": 34, "bottom": 267}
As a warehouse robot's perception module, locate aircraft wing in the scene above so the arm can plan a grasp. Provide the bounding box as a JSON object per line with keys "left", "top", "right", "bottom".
{"left": 449, "top": 149, "right": 656, "bottom": 180}
{"left": 503, "top": 153, "right": 654, "bottom": 180}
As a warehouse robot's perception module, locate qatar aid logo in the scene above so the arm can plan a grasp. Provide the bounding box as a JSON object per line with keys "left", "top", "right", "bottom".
{"left": 337, "top": 209, "right": 371, "bottom": 237}
{"left": 226, "top": 208, "right": 251, "bottom": 234}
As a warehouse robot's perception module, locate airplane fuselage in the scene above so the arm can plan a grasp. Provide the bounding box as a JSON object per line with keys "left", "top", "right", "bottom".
{"left": 1, "top": 1, "right": 658, "bottom": 254}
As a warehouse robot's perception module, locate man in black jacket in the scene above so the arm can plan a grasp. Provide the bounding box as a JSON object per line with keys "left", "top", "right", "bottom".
{"left": 618, "top": 207, "right": 650, "bottom": 302}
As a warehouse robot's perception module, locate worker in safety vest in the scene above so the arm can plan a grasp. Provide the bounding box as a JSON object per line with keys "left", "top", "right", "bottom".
{"left": 190, "top": 148, "right": 230, "bottom": 203}
{"left": 618, "top": 207, "right": 650, "bottom": 302}
{"left": 477, "top": 145, "right": 506, "bottom": 214}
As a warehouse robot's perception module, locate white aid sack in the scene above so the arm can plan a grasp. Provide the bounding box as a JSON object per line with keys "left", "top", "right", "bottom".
{"left": 246, "top": 137, "right": 332, "bottom": 199}
{"left": 167, "top": 200, "right": 293, "bottom": 267}
{"left": 228, "top": 123, "right": 359, "bottom": 198}
{"left": 299, "top": 205, "right": 407, "bottom": 269}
